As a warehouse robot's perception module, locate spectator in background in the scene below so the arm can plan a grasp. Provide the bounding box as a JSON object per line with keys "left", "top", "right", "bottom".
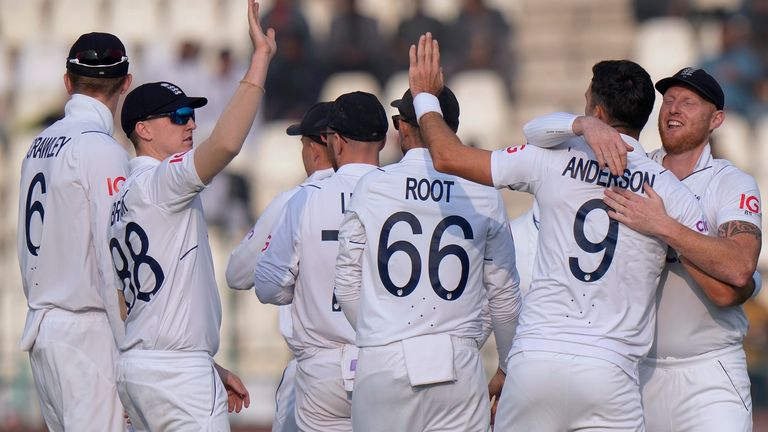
{"left": 391, "top": 0, "right": 445, "bottom": 72}
{"left": 632, "top": 0, "right": 691, "bottom": 22}
{"left": 326, "top": 0, "right": 390, "bottom": 85}
{"left": 444, "top": 0, "right": 515, "bottom": 98}
{"left": 700, "top": 14, "right": 763, "bottom": 119}
{"left": 263, "top": 0, "right": 323, "bottom": 120}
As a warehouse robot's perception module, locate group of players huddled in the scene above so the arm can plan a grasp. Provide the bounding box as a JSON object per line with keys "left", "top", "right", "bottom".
{"left": 17, "top": 1, "right": 762, "bottom": 431}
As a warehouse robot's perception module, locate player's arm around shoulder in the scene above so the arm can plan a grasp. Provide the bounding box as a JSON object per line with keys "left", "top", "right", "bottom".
{"left": 193, "top": 0, "right": 276, "bottom": 184}
{"left": 253, "top": 186, "right": 312, "bottom": 305}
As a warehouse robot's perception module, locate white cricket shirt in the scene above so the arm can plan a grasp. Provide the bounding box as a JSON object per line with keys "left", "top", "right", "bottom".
{"left": 334, "top": 149, "right": 521, "bottom": 365}
{"left": 491, "top": 137, "right": 706, "bottom": 380}
{"left": 108, "top": 149, "right": 221, "bottom": 356}
{"left": 648, "top": 144, "right": 762, "bottom": 359}
{"left": 226, "top": 168, "right": 333, "bottom": 350}
{"left": 254, "top": 163, "right": 377, "bottom": 360}
{"left": 508, "top": 200, "right": 540, "bottom": 297}
{"left": 17, "top": 94, "right": 129, "bottom": 349}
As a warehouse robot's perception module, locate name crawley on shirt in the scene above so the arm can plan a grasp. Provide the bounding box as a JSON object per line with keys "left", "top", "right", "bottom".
{"left": 26, "top": 135, "right": 72, "bottom": 159}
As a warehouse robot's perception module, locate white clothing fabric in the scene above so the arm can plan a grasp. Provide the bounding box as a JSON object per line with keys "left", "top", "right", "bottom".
{"left": 272, "top": 359, "right": 298, "bottom": 432}
{"left": 29, "top": 309, "right": 123, "bottom": 432}
{"left": 117, "top": 350, "right": 229, "bottom": 432}
{"left": 108, "top": 149, "right": 221, "bottom": 356}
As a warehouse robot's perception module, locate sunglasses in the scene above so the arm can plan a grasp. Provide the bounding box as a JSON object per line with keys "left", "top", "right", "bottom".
{"left": 68, "top": 48, "right": 128, "bottom": 67}
{"left": 392, "top": 114, "right": 417, "bottom": 131}
{"left": 142, "top": 107, "right": 196, "bottom": 125}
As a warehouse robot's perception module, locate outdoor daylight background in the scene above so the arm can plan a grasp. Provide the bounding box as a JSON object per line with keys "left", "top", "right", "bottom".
{"left": 1, "top": 0, "right": 768, "bottom": 430}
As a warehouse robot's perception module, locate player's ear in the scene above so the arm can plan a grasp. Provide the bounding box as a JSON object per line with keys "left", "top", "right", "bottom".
{"left": 63, "top": 73, "right": 74, "bottom": 95}
{"left": 120, "top": 74, "right": 133, "bottom": 94}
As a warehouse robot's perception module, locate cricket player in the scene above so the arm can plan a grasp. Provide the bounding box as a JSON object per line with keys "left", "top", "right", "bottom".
{"left": 409, "top": 33, "right": 708, "bottom": 430}
{"left": 17, "top": 32, "right": 132, "bottom": 432}
{"left": 334, "top": 86, "right": 521, "bottom": 432}
{"left": 254, "top": 91, "right": 388, "bottom": 431}
{"left": 225, "top": 101, "right": 334, "bottom": 432}
{"left": 108, "top": 1, "right": 274, "bottom": 429}
{"left": 536, "top": 68, "right": 762, "bottom": 431}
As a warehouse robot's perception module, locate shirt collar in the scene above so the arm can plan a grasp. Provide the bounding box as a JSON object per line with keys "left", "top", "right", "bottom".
{"left": 335, "top": 163, "right": 378, "bottom": 176}
{"left": 652, "top": 144, "right": 713, "bottom": 173}
{"left": 65, "top": 94, "right": 115, "bottom": 135}
{"left": 129, "top": 155, "right": 160, "bottom": 174}
{"left": 307, "top": 167, "right": 334, "bottom": 182}
{"left": 401, "top": 147, "right": 431, "bottom": 162}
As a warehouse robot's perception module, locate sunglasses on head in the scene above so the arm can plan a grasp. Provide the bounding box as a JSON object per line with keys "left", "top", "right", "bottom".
{"left": 68, "top": 48, "right": 128, "bottom": 67}
{"left": 142, "top": 107, "right": 196, "bottom": 125}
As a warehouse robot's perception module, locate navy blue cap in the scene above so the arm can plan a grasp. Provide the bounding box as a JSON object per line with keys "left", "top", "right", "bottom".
{"left": 391, "top": 87, "right": 460, "bottom": 132}
{"left": 317, "top": 91, "right": 388, "bottom": 142}
{"left": 286, "top": 102, "right": 332, "bottom": 137}
{"left": 655, "top": 67, "right": 725, "bottom": 110}
{"left": 66, "top": 32, "right": 129, "bottom": 78}
{"left": 121, "top": 81, "right": 207, "bottom": 136}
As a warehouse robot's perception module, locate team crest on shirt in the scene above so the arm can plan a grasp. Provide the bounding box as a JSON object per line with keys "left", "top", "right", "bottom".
{"left": 169, "top": 150, "right": 190, "bottom": 164}
{"left": 739, "top": 194, "right": 761, "bottom": 215}
{"left": 505, "top": 144, "right": 526, "bottom": 154}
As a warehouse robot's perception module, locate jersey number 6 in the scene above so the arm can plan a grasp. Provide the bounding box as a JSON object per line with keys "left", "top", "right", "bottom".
{"left": 377, "top": 211, "right": 473, "bottom": 301}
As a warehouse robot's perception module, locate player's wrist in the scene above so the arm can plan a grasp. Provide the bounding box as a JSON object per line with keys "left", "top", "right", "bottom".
{"left": 414, "top": 93, "right": 443, "bottom": 126}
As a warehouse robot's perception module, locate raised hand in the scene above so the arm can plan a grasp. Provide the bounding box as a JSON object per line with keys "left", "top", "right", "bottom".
{"left": 575, "top": 116, "right": 633, "bottom": 176}
{"left": 408, "top": 32, "right": 444, "bottom": 97}
{"left": 247, "top": 0, "right": 277, "bottom": 60}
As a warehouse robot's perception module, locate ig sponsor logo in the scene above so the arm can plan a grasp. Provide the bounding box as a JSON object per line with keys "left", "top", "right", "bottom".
{"left": 107, "top": 176, "right": 125, "bottom": 196}
{"left": 739, "top": 194, "right": 760, "bottom": 215}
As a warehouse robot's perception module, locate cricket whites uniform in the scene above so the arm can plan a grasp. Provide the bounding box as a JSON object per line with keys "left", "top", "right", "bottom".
{"left": 335, "top": 148, "right": 521, "bottom": 432}
{"left": 508, "top": 200, "right": 540, "bottom": 297}
{"left": 17, "top": 94, "right": 127, "bottom": 432}
{"left": 226, "top": 167, "right": 333, "bottom": 432}
{"left": 492, "top": 114, "right": 707, "bottom": 431}
{"left": 108, "top": 148, "right": 229, "bottom": 431}
{"left": 254, "top": 163, "right": 378, "bottom": 432}
{"left": 640, "top": 144, "right": 762, "bottom": 432}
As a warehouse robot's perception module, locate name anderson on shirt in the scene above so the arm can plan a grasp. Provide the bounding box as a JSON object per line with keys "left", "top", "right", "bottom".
{"left": 562, "top": 156, "right": 656, "bottom": 192}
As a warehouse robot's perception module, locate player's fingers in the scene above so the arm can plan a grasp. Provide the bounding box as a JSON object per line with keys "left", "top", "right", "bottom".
{"left": 424, "top": 32, "right": 433, "bottom": 64}
{"left": 433, "top": 39, "right": 441, "bottom": 72}
{"left": 243, "top": 391, "right": 251, "bottom": 408}
{"left": 606, "top": 209, "right": 625, "bottom": 222}
{"left": 643, "top": 182, "right": 658, "bottom": 199}
{"left": 409, "top": 44, "right": 417, "bottom": 69}
{"left": 417, "top": 34, "right": 426, "bottom": 66}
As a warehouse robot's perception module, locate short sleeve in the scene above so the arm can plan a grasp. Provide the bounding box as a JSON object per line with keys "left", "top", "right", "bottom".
{"left": 710, "top": 167, "right": 762, "bottom": 228}
{"left": 490, "top": 144, "right": 543, "bottom": 193}
{"left": 147, "top": 148, "right": 205, "bottom": 212}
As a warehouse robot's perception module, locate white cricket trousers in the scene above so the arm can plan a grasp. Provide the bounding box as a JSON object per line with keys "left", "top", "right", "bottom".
{"left": 641, "top": 344, "right": 752, "bottom": 432}
{"left": 117, "top": 350, "right": 229, "bottom": 431}
{"left": 273, "top": 359, "right": 298, "bottom": 432}
{"left": 295, "top": 347, "right": 352, "bottom": 432}
{"left": 351, "top": 337, "right": 489, "bottom": 432}
{"left": 494, "top": 351, "right": 644, "bottom": 431}
{"left": 29, "top": 309, "right": 124, "bottom": 432}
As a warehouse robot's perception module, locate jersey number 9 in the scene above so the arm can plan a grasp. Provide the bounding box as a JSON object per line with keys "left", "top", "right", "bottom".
{"left": 569, "top": 199, "right": 619, "bottom": 282}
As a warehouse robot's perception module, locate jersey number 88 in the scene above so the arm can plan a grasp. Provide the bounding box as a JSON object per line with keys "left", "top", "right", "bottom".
{"left": 110, "top": 222, "right": 165, "bottom": 315}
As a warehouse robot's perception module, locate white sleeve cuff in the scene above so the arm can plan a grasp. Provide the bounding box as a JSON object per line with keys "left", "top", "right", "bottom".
{"left": 413, "top": 92, "right": 443, "bottom": 125}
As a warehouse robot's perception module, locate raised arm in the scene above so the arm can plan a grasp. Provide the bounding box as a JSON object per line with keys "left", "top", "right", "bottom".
{"left": 409, "top": 33, "right": 494, "bottom": 186}
{"left": 193, "top": 0, "right": 276, "bottom": 184}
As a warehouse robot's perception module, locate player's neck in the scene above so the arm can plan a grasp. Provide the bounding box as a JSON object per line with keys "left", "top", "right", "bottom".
{"left": 661, "top": 147, "right": 704, "bottom": 180}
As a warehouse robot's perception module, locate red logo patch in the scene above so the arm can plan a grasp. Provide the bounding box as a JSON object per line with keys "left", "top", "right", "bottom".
{"left": 107, "top": 176, "right": 126, "bottom": 196}
{"left": 739, "top": 194, "right": 760, "bottom": 214}
{"left": 505, "top": 145, "right": 526, "bottom": 154}
{"left": 261, "top": 234, "right": 272, "bottom": 253}
{"left": 170, "top": 150, "right": 190, "bottom": 164}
